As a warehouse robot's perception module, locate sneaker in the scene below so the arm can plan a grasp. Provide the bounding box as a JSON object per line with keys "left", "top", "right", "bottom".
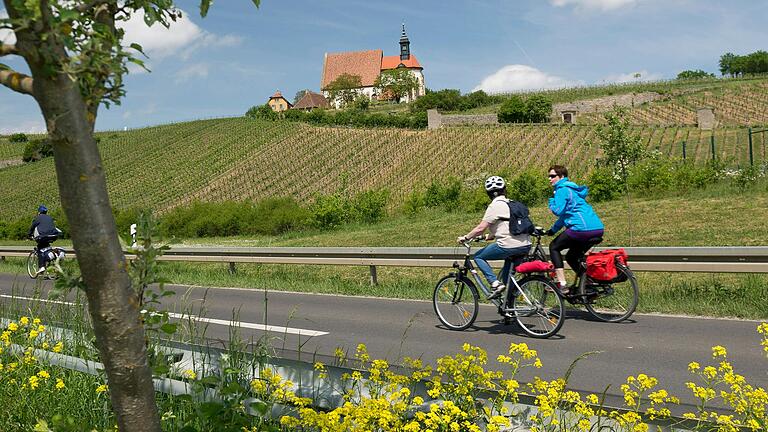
{"left": 35, "top": 266, "right": 46, "bottom": 276}
{"left": 558, "top": 283, "right": 571, "bottom": 295}
{"left": 488, "top": 281, "right": 506, "bottom": 300}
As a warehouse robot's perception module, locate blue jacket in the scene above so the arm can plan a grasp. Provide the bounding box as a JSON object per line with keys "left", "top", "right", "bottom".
{"left": 548, "top": 178, "right": 604, "bottom": 233}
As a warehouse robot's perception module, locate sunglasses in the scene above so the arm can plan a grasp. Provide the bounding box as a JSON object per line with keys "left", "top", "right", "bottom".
{"left": 548, "top": 174, "right": 558, "bottom": 179}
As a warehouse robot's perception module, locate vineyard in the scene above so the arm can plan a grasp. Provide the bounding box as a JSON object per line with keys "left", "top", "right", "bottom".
{"left": 579, "top": 81, "right": 768, "bottom": 126}
{"left": 0, "top": 117, "right": 762, "bottom": 221}
{"left": 0, "top": 138, "right": 24, "bottom": 160}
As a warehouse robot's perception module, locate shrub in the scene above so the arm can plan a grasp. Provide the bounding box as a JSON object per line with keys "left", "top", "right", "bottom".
{"left": 22, "top": 139, "right": 53, "bottom": 162}
{"left": 507, "top": 170, "right": 550, "bottom": 207}
{"left": 629, "top": 158, "right": 676, "bottom": 194}
{"left": 114, "top": 207, "right": 149, "bottom": 239}
{"left": 402, "top": 190, "right": 426, "bottom": 216}
{"left": 5, "top": 217, "right": 32, "bottom": 240}
{"left": 424, "top": 177, "right": 463, "bottom": 210}
{"left": 525, "top": 95, "right": 553, "bottom": 123}
{"left": 587, "top": 166, "right": 623, "bottom": 202}
{"left": 245, "top": 104, "right": 278, "bottom": 121}
{"left": 352, "top": 189, "right": 389, "bottom": 224}
{"left": 310, "top": 194, "right": 353, "bottom": 230}
{"left": 251, "top": 197, "right": 311, "bottom": 235}
{"left": 497, "top": 96, "right": 528, "bottom": 123}
{"left": 351, "top": 95, "right": 370, "bottom": 112}
{"left": 459, "top": 185, "right": 490, "bottom": 213}
{"left": 9, "top": 133, "right": 28, "bottom": 143}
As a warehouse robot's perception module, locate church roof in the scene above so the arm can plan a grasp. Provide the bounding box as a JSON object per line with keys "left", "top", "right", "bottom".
{"left": 293, "top": 91, "right": 330, "bottom": 110}
{"left": 381, "top": 55, "right": 422, "bottom": 70}
{"left": 321, "top": 49, "right": 383, "bottom": 90}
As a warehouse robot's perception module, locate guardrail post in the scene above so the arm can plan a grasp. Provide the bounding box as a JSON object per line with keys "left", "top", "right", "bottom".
{"left": 369, "top": 265, "right": 378, "bottom": 286}
{"left": 748, "top": 127, "right": 754, "bottom": 166}
{"left": 228, "top": 262, "right": 236, "bottom": 275}
{"left": 682, "top": 141, "right": 686, "bottom": 160}
{"left": 710, "top": 134, "right": 716, "bottom": 162}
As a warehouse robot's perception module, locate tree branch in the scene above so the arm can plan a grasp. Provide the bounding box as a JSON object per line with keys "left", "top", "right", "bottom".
{"left": 0, "top": 44, "right": 18, "bottom": 57}
{"left": 76, "top": 0, "right": 109, "bottom": 13}
{"left": 0, "top": 65, "right": 34, "bottom": 95}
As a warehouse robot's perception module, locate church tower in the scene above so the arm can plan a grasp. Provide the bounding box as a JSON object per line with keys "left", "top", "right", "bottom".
{"left": 399, "top": 23, "right": 411, "bottom": 61}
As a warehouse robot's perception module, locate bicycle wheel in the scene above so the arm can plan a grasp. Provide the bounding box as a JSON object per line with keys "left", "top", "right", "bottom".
{"left": 433, "top": 275, "right": 479, "bottom": 331}
{"left": 584, "top": 265, "right": 639, "bottom": 322}
{"left": 512, "top": 276, "right": 565, "bottom": 338}
{"left": 27, "top": 251, "right": 39, "bottom": 278}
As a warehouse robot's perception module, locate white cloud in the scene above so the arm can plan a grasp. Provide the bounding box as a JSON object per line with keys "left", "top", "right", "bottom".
{"left": 175, "top": 63, "right": 209, "bottom": 83}
{"left": 550, "top": 0, "right": 638, "bottom": 11}
{"left": 118, "top": 9, "right": 241, "bottom": 60}
{"left": 600, "top": 70, "right": 664, "bottom": 83}
{"left": 473, "top": 65, "right": 578, "bottom": 93}
{"left": 0, "top": 119, "right": 45, "bottom": 134}
{"left": 0, "top": 9, "right": 16, "bottom": 44}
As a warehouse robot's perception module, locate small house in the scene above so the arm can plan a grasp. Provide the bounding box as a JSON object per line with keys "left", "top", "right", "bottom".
{"left": 268, "top": 91, "right": 292, "bottom": 112}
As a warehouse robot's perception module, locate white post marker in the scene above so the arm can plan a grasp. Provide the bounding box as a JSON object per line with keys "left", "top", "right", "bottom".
{"left": 130, "top": 223, "right": 137, "bottom": 249}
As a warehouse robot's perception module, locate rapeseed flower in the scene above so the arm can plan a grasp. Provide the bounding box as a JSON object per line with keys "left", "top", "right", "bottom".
{"left": 96, "top": 384, "right": 108, "bottom": 394}
{"left": 55, "top": 378, "right": 65, "bottom": 390}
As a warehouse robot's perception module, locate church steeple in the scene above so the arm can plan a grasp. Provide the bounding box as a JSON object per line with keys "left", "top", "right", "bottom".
{"left": 399, "top": 23, "right": 411, "bottom": 61}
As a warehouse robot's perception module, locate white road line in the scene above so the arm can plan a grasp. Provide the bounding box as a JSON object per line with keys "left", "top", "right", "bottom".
{"left": 0, "top": 294, "right": 328, "bottom": 337}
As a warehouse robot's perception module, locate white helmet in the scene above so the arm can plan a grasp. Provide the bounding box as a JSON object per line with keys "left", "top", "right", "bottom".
{"left": 484, "top": 176, "right": 506, "bottom": 192}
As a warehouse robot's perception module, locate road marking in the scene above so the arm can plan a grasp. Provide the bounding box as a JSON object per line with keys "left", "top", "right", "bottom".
{"left": 0, "top": 294, "right": 328, "bottom": 337}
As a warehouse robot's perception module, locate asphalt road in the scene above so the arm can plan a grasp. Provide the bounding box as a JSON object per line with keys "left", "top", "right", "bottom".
{"left": 1, "top": 272, "right": 765, "bottom": 412}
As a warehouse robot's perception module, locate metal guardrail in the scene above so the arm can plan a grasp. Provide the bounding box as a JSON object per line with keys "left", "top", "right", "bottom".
{"left": 2, "top": 245, "right": 768, "bottom": 273}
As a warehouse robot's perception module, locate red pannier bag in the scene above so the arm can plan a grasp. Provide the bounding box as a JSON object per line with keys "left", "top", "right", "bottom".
{"left": 586, "top": 249, "right": 628, "bottom": 281}
{"left": 516, "top": 260, "right": 554, "bottom": 273}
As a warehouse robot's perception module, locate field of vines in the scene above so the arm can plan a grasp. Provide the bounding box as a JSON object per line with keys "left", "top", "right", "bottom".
{"left": 0, "top": 138, "right": 24, "bottom": 160}
{"left": 0, "top": 118, "right": 762, "bottom": 220}
{"left": 579, "top": 81, "right": 768, "bottom": 126}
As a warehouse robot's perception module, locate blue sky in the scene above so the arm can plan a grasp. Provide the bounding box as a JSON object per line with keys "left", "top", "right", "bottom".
{"left": 1, "top": 0, "right": 766, "bottom": 133}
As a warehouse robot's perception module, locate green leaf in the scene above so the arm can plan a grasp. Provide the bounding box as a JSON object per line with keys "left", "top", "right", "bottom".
{"left": 153, "top": 363, "right": 170, "bottom": 375}
{"left": 200, "top": 0, "right": 212, "bottom": 17}
{"left": 200, "top": 376, "right": 220, "bottom": 385}
{"left": 251, "top": 0, "right": 261, "bottom": 7}
{"left": 248, "top": 399, "right": 268, "bottom": 415}
{"left": 160, "top": 322, "right": 178, "bottom": 334}
{"left": 198, "top": 401, "right": 223, "bottom": 418}
{"left": 221, "top": 381, "right": 245, "bottom": 395}
{"left": 179, "top": 425, "right": 198, "bottom": 432}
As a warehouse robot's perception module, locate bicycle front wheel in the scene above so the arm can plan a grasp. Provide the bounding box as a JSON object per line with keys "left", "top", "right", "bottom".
{"left": 27, "top": 251, "right": 38, "bottom": 278}
{"left": 512, "top": 276, "right": 565, "bottom": 338}
{"left": 584, "top": 265, "right": 639, "bottom": 322}
{"left": 433, "top": 275, "right": 479, "bottom": 331}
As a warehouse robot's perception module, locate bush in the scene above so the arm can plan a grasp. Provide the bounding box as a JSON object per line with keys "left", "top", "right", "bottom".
{"left": 402, "top": 190, "right": 426, "bottom": 216}
{"left": 352, "top": 189, "right": 389, "bottom": 224}
{"left": 351, "top": 95, "right": 370, "bottom": 112}
{"left": 497, "top": 96, "right": 527, "bottom": 123}
{"left": 22, "top": 139, "right": 53, "bottom": 162}
{"left": 245, "top": 104, "right": 278, "bottom": 121}
{"left": 251, "top": 197, "right": 311, "bottom": 235}
{"left": 423, "top": 177, "right": 462, "bottom": 211}
{"left": 310, "top": 194, "right": 353, "bottom": 230}
{"left": 525, "top": 95, "right": 553, "bottom": 123}
{"left": 507, "top": 170, "right": 550, "bottom": 207}
{"left": 9, "top": 133, "right": 28, "bottom": 143}
{"left": 587, "top": 167, "right": 623, "bottom": 202}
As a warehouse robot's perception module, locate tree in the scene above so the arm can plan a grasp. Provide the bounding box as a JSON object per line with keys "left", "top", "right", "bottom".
{"left": 246, "top": 103, "right": 278, "bottom": 120}
{"left": 374, "top": 68, "right": 418, "bottom": 103}
{"left": 325, "top": 73, "right": 363, "bottom": 108}
{"left": 719, "top": 52, "right": 736, "bottom": 76}
{"left": 677, "top": 69, "right": 715, "bottom": 80}
{"left": 593, "top": 106, "right": 644, "bottom": 244}
{"left": 524, "top": 95, "right": 552, "bottom": 123}
{"left": 0, "top": 1, "right": 259, "bottom": 431}
{"left": 294, "top": 89, "right": 308, "bottom": 105}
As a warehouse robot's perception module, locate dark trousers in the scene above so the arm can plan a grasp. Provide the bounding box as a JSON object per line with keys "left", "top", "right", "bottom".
{"left": 36, "top": 237, "right": 56, "bottom": 267}
{"left": 549, "top": 231, "right": 601, "bottom": 274}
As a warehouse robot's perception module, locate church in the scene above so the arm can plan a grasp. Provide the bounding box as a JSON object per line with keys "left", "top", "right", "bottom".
{"left": 320, "top": 25, "right": 426, "bottom": 108}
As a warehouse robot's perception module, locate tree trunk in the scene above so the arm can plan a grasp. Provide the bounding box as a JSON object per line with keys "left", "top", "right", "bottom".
{"left": 28, "top": 59, "right": 162, "bottom": 432}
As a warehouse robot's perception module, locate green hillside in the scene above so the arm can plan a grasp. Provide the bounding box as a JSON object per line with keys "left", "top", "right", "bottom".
{"left": 0, "top": 117, "right": 761, "bottom": 220}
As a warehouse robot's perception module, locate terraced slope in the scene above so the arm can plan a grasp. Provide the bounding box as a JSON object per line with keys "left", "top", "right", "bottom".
{"left": 579, "top": 81, "right": 768, "bottom": 126}
{"left": 0, "top": 118, "right": 759, "bottom": 220}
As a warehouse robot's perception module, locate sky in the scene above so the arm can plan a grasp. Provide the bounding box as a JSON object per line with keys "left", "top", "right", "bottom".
{"left": 0, "top": 0, "right": 766, "bottom": 133}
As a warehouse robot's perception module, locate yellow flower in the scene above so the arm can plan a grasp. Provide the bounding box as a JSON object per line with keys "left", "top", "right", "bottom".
{"left": 52, "top": 342, "right": 63, "bottom": 353}
{"left": 579, "top": 419, "right": 591, "bottom": 430}
{"left": 587, "top": 394, "right": 599, "bottom": 404}
{"left": 20, "top": 317, "right": 29, "bottom": 326}
{"left": 37, "top": 370, "right": 50, "bottom": 379}
{"left": 712, "top": 345, "right": 728, "bottom": 358}
{"left": 7, "top": 322, "right": 18, "bottom": 332}
{"left": 56, "top": 379, "right": 65, "bottom": 390}
{"left": 182, "top": 369, "right": 196, "bottom": 380}
{"left": 28, "top": 329, "right": 39, "bottom": 339}
{"left": 28, "top": 375, "right": 40, "bottom": 390}
{"left": 96, "top": 384, "right": 108, "bottom": 394}
{"left": 688, "top": 361, "right": 700, "bottom": 372}
{"left": 33, "top": 318, "right": 41, "bottom": 325}
{"left": 42, "top": 342, "right": 50, "bottom": 350}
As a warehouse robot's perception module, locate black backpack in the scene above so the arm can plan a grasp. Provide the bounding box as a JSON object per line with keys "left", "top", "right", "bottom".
{"left": 500, "top": 200, "right": 535, "bottom": 235}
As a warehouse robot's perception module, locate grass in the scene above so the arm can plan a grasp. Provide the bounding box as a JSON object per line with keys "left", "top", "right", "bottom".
{"left": 0, "top": 139, "right": 24, "bottom": 160}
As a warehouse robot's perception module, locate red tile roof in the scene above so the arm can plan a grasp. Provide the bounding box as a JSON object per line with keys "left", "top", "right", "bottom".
{"left": 321, "top": 49, "right": 383, "bottom": 90}
{"left": 293, "top": 91, "right": 330, "bottom": 110}
{"left": 381, "top": 55, "right": 422, "bottom": 70}
{"left": 269, "top": 90, "right": 284, "bottom": 99}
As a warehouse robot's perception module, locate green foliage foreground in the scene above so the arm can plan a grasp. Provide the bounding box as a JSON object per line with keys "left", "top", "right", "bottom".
{"left": 0, "top": 308, "right": 765, "bottom": 431}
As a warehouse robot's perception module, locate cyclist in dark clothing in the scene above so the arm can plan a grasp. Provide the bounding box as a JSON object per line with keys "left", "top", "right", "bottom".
{"left": 28, "top": 205, "right": 59, "bottom": 273}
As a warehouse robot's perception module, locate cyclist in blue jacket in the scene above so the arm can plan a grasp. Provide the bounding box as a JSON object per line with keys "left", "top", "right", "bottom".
{"left": 545, "top": 165, "right": 604, "bottom": 293}
{"left": 28, "top": 205, "right": 60, "bottom": 275}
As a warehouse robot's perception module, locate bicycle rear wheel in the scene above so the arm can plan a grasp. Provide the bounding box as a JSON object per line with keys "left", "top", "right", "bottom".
{"left": 27, "top": 251, "right": 39, "bottom": 278}
{"left": 433, "top": 275, "right": 479, "bottom": 331}
{"left": 583, "top": 265, "right": 639, "bottom": 322}
{"left": 512, "top": 276, "right": 564, "bottom": 338}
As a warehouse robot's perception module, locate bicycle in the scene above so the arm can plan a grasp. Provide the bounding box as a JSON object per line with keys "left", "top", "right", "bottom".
{"left": 528, "top": 230, "right": 639, "bottom": 322}
{"left": 433, "top": 237, "right": 565, "bottom": 338}
{"left": 27, "top": 244, "right": 66, "bottom": 279}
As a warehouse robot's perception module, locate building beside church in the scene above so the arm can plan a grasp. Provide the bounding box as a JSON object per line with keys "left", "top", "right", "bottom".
{"left": 293, "top": 91, "right": 330, "bottom": 111}
{"left": 267, "top": 91, "right": 292, "bottom": 112}
{"left": 320, "top": 25, "right": 425, "bottom": 108}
